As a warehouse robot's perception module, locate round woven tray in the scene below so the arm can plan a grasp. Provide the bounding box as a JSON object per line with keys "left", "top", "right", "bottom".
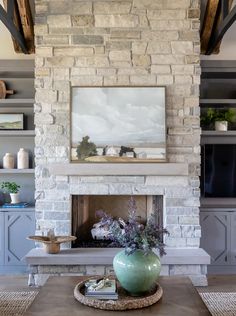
{"left": 74, "top": 279, "right": 163, "bottom": 311}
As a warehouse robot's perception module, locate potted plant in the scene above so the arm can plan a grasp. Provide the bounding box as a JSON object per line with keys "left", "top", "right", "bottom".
{"left": 201, "top": 108, "right": 236, "bottom": 131}
{"left": 1, "top": 181, "right": 20, "bottom": 204}
{"left": 96, "top": 197, "right": 169, "bottom": 296}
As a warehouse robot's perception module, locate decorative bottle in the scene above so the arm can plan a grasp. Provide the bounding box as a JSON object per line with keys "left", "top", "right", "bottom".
{"left": 17, "top": 148, "right": 29, "bottom": 169}
{"left": 3, "top": 153, "right": 14, "bottom": 169}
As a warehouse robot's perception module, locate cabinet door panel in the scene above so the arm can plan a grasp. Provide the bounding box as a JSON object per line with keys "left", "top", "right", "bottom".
{"left": 230, "top": 212, "right": 236, "bottom": 264}
{"left": 200, "top": 211, "right": 230, "bottom": 265}
{"left": 0, "top": 213, "right": 4, "bottom": 265}
{"left": 4, "top": 212, "right": 35, "bottom": 265}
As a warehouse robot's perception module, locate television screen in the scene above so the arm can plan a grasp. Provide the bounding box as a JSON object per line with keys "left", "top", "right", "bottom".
{"left": 201, "top": 144, "right": 236, "bottom": 197}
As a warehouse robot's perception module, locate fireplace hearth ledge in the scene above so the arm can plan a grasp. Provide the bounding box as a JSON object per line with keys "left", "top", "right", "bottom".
{"left": 25, "top": 247, "right": 210, "bottom": 265}
{"left": 24, "top": 248, "right": 210, "bottom": 287}
{"left": 49, "top": 163, "right": 188, "bottom": 176}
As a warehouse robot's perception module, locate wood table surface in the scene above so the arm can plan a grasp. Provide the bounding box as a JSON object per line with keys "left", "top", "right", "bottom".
{"left": 25, "top": 276, "right": 211, "bottom": 316}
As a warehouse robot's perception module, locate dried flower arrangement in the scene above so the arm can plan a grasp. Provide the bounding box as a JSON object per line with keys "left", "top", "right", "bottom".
{"left": 96, "top": 197, "right": 169, "bottom": 256}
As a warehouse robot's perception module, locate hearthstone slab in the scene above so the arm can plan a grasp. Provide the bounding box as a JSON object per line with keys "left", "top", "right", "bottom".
{"left": 24, "top": 248, "right": 210, "bottom": 265}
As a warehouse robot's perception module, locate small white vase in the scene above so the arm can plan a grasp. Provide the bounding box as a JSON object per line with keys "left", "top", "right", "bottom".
{"left": 215, "top": 121, "right": 228, "bottom": 131}
{"left": 10, "top": 193, "right": 20, "bottom": 204}
{"left": 3, "top": 153, "right": 14, "bottom": 169}
{"left": 17, "top": 148, "right": 29, "bottom": 169}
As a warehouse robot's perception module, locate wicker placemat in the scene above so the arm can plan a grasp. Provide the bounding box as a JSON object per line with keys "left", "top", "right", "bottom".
{"left": 199, "top": 292, "right": 236, "bottom": 316}
{"left": 74, "top": 279, "right": 163, "bottom": 311}
{"left": 0, "top": 291, "right": 38, "bottom": 316}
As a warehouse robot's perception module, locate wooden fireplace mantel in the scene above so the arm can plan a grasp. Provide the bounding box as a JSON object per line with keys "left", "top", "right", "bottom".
{"left": 48, "top": 163, "right": 188, "bottom": 176}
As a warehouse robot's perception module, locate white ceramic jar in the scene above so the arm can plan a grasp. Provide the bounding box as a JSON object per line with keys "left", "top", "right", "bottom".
{"left": 3, "top": 153, "right": 14, "bottom": 169}
{"left": 215, "top": 121, "right": 228, "bottom": 131}
{"left": 17, "top": 148, "right": 29, "bottom": 169}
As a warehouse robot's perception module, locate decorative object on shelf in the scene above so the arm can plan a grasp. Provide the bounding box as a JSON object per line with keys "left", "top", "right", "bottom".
{"left": 71, "top": 87, "right": 166, "bottom": 163}
{"left": 201, "top": 108, "right": 236, "bottom": 131}
{"left": 215, "top": 121, "right": 228, "bottom": 131}
{"left": 96, "top": 197, "right": 168, "bottom": 296}
{"left": 0, "top": 113, "right": 24, "bottom": 130}
{"left": 0, "top": 80, "right": 14, "bottom": 99}
{"left": 76, "top": 136, "right": 97, "bottom": 160}
{"left": 1, "top": 181, "right": 20, "bottom": 204}
{"left": 27, "top": 229, "right": 77, "bottom": 254}
{"left": 74, "top": 278, "right": 163, "bottom": 310}
{"left": 2, "top": 202, "right": 28, "bottom": 208}
{"left": 3, "top": 153, "right": 14, "bottom": 169}
{"left": 17, "top": 148, "right": 29, "bottom": 169}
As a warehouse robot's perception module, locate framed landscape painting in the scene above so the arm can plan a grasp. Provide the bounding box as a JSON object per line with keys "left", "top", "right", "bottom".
{"left": 0, "top": 113, "right": 24, "bottom": 130}
{"left": 71, "top": 87, "right": 166, "bottom": 163}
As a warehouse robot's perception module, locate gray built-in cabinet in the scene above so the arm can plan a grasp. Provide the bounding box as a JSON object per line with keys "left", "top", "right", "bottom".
{"left": 0, "top": 60, "right": 35, "bottom": 274}
{"left": 200, "top": 61, "right": 236, "bottom": 274}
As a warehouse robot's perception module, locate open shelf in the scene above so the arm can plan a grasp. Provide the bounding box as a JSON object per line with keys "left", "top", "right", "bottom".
{"left": 202, "top": 130, "right": 236, "bottom": 136}
{"left": 0, "top": 99, "right": 34, "bottom": 107}
{"left": 200, "top": 99, "right": 236, "bottom": 107}
{"left": 0, "top": 169, "right": 34, "bottom": 174}
{"left": 0, "top": 130, "right": 35, "bottom": 137}
{"left": 0, "top": 206, "right": 35, "bottom": 212}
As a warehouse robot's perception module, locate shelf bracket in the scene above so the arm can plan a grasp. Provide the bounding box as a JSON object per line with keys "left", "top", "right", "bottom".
{"left": 0, "top": 0, "right": 28, "bottom": 54}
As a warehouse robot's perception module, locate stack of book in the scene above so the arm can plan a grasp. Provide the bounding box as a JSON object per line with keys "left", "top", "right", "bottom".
{"left": 85, "top": 279, "right": 118, "bottom": 300}
{"left": 2, "top": 202, "right": 29, "bottom": 208}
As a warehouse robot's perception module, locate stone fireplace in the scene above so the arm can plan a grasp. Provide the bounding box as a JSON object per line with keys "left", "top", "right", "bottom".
{"left": 28, "top": 0, "right": 210, "bottom": 285}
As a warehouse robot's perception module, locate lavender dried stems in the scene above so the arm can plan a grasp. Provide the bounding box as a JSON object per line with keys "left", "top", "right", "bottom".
{"left": 96, "top": 197, "right": 169, "bottom": 256}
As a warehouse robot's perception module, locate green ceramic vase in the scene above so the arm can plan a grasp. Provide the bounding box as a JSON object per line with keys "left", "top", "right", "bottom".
{"left": 113, "top": 249, "right": 161, "bottom": 296}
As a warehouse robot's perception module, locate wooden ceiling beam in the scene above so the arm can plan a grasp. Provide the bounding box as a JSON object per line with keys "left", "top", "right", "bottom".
{"left": 16, "top": 0, "right": 34, "bottom": 54}
{"left": 0, "top": 0, "right": 28, "bottom": 53}
{"left": 201, "top": 0, "right": 220, "bottom": 54}
{"left": 0, "top": 0, "right": 34, "bottom": 54}
{"left": 206, "top": 2, "right": 236, "bottom": 55}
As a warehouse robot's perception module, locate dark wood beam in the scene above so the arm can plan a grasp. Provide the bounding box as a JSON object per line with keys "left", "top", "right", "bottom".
{"left": 0, "top": 0, "right": 28, "bottom": 53}
{"left": 206, "top": 3, "right": 236, "bottom": 55}
{"left": 201, "top": 0, "right": 220, "bottom": 54}
{"left": 17, "top": 0, "right": 35, "bottom": 54}
{"left": 222, "top": 0, "right": 229, "bottom": 19}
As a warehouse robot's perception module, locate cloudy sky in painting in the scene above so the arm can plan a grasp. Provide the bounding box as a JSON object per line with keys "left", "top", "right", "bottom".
{"left": 71, "top": 87, "right": 165, "bottom": 147}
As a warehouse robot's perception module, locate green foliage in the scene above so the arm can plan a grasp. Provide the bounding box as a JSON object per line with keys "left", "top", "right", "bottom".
{"left": 76, "top": 136, "right": 97, "bottom": 160}
{"left": 1, "top": 182, "right": 20, "bottom": 194}
{"left": 201, "top": 108, "right": 236, "bottom": 128}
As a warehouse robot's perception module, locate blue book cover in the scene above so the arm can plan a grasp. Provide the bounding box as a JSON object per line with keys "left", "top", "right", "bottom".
{"left": 2, "top": 202, "right": 29, "bottom": 208}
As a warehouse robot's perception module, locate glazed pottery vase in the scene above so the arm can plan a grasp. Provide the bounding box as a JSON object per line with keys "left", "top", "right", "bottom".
{"left": 113, "top": 249, "right": 161, "bottom": 296}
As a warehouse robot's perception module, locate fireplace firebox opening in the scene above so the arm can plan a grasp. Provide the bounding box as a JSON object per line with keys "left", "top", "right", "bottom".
{"left": 71, "top": 195, "right": 163, "bottom": 248}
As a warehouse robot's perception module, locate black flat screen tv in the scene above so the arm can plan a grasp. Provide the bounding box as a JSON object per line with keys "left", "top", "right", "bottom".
{"left": 201, "top": 144, "right": 236, "bottom": 197}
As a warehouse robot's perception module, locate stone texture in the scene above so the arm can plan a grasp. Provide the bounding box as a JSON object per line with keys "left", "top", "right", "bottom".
{"left": 95, "top": 15, "right": 139, "bottom": 28}
{"left": 54, "top": 47, "right": 94, "bottom": 56}
{"left": 72, "top": 15, "right": 94, "bottom": 27}
{"left": 47, "top": 15, "right": 71, "bottom": 28}
{"left": 48, "top": 1, "right": 92, "bottom": 14}
{"left": 94, "top": 2, "right": 132, "bottom": 14}
{"left": 72, "top": 35, "right": 104, "bottom": 45}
